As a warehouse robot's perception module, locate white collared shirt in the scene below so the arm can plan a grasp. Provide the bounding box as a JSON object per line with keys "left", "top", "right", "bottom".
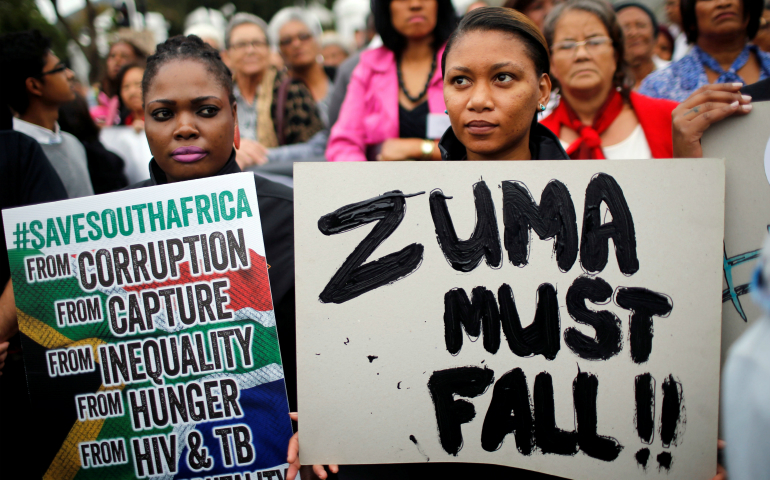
{"left": 13, "top": 117, "right": 63, "bottom": 145}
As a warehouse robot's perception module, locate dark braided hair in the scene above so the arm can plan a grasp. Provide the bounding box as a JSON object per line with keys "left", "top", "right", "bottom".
{"left": 143, "top": 35, "right": 235, "bottom": 105}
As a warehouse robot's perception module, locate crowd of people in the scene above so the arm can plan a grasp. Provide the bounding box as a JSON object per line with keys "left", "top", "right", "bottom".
{"left": 1, "top": 0, "right": 770, "bottom": 477}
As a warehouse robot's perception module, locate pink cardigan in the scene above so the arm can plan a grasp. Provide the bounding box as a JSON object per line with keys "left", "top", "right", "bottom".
{"left": 326, "top": 44, "right": 447, "bottom": 162}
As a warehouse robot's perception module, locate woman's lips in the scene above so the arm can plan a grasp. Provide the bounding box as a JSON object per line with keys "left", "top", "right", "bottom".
{"left": 171, "top": 146, "right": 208, "bottom": 163}
{"left": 715, "top": 11, "right": 737, "bottom": 20}
{"left": 408, "top": 16, "right": 426, "bottom": 23}
{"left": 466, "top": 120, "right": 497, "bottom": 135}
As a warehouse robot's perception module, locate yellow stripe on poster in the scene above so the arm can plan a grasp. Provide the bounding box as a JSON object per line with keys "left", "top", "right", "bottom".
{"left": 42, "top": 384, "right": 125, "bottom": 480}
{"left": 18, "top": 310, "right": 106, "bottom": 361}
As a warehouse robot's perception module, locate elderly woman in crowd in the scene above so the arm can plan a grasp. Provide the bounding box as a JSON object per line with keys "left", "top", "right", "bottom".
{"left": 327, "top": 0, "right": 457, "bottom": 162}
{"left": 223, "top": 13, "right": 323, "bottom": 167}
{"left": 540, "top": 0, "right": 678, "bottom": 159}
{"left": 615, "top": 2, "right": 670, "bottom": 90}
{"left": 640, "top": 0, "right": 769, "bottom": 101}
{"left": 321, "top": 33, "right": 351, "bottom": 68}
{"left": 269, "top": 7, "right": 335, "bottom": 124}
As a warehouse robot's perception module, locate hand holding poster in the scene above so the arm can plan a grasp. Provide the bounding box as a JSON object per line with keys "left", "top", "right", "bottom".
{"left": 294, "top": 160, "right": 725, "bottom": 480}
{"left": 2, "top": 172, "right": 293, "bottom": 479}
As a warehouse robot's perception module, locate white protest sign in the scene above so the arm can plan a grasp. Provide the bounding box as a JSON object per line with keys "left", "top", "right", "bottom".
{"left": 702, "top": 102, "right": 770, "bottom": 362}
{"left": 294, "top": 160, "right": 725, "bottom": 480}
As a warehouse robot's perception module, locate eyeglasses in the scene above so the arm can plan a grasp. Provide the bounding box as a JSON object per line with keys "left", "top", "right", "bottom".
{"left": 230, "top": 39, "right": 269, "bottom": 51}
{"left": 279, "top": 32, "right": 313, "bottom": 47}
{"left": 39, "top": 64, "right": 68, "bottom": 76}
{"left": 551, "top": 36, "right": 612, "bottom": 56}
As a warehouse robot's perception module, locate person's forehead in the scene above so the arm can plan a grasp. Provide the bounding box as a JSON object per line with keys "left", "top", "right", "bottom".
{"left": 147, "top": 60, "right": 228, "bottom": 98}
{"left": 44, "top": 51, "right": 60, "bottom": 65}
{"left": 618, "top": 7, "right": 651, "bottom": 23}
{"left": 281, "top": 19, "right": 311, "bottom": 34}
{"left": 447, "top": 31, "right": 535, "bottom": 69}
{"left": 555, "top": 10, "right": 608, "bottom": 35}
{"left": 231, "top": 23, "right": 266, "bottom": 41}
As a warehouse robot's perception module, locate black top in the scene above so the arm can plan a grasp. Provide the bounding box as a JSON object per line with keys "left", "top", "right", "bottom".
{"left": 438, "top": 122, "right": 570, "bottom": 160}
{"left": 125, "top": 152, "right": 299, "bottom": 411}
{"left": 81, "top": 140, "right": 129, "bottom": 194}
{"left": 0, "top": 131, "right": 68, "bottom": 286}
{"left": 399, "top": 101, "right": 429, "bottom": 139}
{"left": 742, "top": 78, "right": 770, "bottom": 101}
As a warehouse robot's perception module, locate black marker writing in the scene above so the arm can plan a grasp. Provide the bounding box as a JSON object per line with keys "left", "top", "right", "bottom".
{"left": 616, "top": 287, "right": 673, "bottom": 364}
{"left": 443, "top": 284, "right": 560, "bottom": 359}
{"left": 427, "top": 366, "right": 494, "bottom": 455}
{"left": 429, "top": 181, "right": 502, "bottom": 272}
{"left": 502, "top": 180, "right": 578, "bottom": 272}
{"left": 564, "top": 276, "right": 622, "bottom": 361}
{"left": 580, "top": 173, "right": 638, "bottom": 275}
{"left": 534, "top": 372, "right": 578, "bottom": 456}
{"left": 573, "top": 371, "right": 623, "bottom": 461}
{"left": 481, "top": 368, "right": 535, "bottom": 455}
{"left": 660, "top": 374, "right": 685, "bottom": 448}
{"left": 634, "top": 373, "right": 655, "bottom": 444}
{"left": 318, "top": 191, "right": 424, "bottom": 303}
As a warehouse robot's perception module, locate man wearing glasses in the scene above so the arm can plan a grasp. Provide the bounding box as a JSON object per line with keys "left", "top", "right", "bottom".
{"left": 0, "top": 30, "right": 94, "bottom": 199}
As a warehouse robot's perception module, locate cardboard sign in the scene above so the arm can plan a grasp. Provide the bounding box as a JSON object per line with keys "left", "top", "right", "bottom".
{"left": 294, "top": 160, "right": 725, "bottom": 480}
{"left": 2, "top": 173, "right": 293, "bottom": 479}
{"left": 702, "top": 102, "right": 770, "bottom": 362}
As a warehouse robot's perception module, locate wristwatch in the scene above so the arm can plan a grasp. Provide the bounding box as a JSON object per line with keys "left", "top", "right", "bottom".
{"left": 421, "top": 139, "right": 435, "bottom": 160}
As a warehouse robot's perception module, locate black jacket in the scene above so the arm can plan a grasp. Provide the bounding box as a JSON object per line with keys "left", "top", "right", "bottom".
{"left": 438, "top": 122, "right": 569, "bottom": 161}
{"left": 125, "top": 152, "right": 299, "bottom": 411}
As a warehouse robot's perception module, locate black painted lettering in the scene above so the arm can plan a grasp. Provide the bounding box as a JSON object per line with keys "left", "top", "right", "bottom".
{"left": 429, "top": 181, "right": 502, "bottom": 272}
{"left": 502, "top": 180, "right": 578, "bottom": 272}
{"left": 564, "top": 276, "right": 622, "bottom": 360}
{"left": 427, "top": 366, "right": 494, "bottom": 455}
{"left": 318, "top": 191, "right": 424, "bottom": 304}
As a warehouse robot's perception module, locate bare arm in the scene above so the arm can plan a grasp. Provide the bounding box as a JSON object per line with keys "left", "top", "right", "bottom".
{"left": 0, "top": 280, "right": 17, "bottom": 343}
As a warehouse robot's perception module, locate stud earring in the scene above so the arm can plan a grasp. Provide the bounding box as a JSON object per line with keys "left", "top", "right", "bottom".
{"left": 539, "top": 104, "right": 546, "bottom": 112}
{"left": 444, "top": 110, "right": 448, "bottom": 114}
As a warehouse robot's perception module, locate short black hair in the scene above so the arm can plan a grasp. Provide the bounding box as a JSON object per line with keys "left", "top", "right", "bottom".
{"left": 443, "top": 6, "right": 550, "bottom": 77}
{"left": 371, "top": 0, "right": 458, "bottom": 54}
{"left": 143, "top": 35, "right": 235, "bottom": 105}
{"left": 0, "top": 30, "right": 52, "bottom": 115}
{"left": 681, "top": 0, "right": 763, "bottom": 43}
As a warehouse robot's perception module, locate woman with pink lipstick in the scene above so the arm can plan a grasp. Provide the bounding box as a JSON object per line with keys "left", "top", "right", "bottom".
{"left": 326, "top": 0, "right": 457, "bottom": 162}
{"left": 540, "top": 0, "right": 678, "bottom": 160}
{"left": 124, "top": 34, "right": 300, "bottom": 416}
{"left": 640, "top": 0, "right": 770, "bottom": 101}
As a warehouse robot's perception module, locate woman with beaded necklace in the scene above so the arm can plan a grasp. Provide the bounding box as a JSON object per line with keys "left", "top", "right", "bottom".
{"left": 327, "top": 0, "right": 457, "bottom": 161}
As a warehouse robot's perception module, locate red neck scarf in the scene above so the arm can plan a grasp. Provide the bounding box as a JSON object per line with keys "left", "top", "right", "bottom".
{"left": 550, "top": 89, "right": 624, "bottom": 160}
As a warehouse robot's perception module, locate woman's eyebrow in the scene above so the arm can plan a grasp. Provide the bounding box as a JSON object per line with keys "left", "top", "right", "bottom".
{"left": 191, "top": 96, "right": 220, "bottom": 103}
{"left": 448, "top": 66, "right": 472, "bottom": 74}
{"left": 147, "top": 99, "right": 175, "bottom": 106}
{"left": 491, "top": 61, "right": 525, "bottom": 73}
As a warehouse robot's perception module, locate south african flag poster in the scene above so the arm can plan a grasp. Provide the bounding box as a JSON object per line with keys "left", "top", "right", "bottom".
{"left": 2, "top": 172, "right": 293, "bottom": 480}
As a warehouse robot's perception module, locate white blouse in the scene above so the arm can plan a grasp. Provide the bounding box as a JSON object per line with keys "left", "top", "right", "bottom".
{"left": 560, "top": 124, "right": 652, "bottom": 160}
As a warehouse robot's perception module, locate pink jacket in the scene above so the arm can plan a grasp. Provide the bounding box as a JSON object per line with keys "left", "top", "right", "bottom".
{"left": 326, "top": 44, "right": 447, "bottom": 162}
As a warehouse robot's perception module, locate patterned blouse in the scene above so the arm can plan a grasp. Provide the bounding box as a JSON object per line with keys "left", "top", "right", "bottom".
{"left": 639, "top": 44, "right": 770, "bottom": 102}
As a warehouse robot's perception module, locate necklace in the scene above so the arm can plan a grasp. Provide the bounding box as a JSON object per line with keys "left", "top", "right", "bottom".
{"left": 397, "top": 54, "right": 437, "bottom": 103}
